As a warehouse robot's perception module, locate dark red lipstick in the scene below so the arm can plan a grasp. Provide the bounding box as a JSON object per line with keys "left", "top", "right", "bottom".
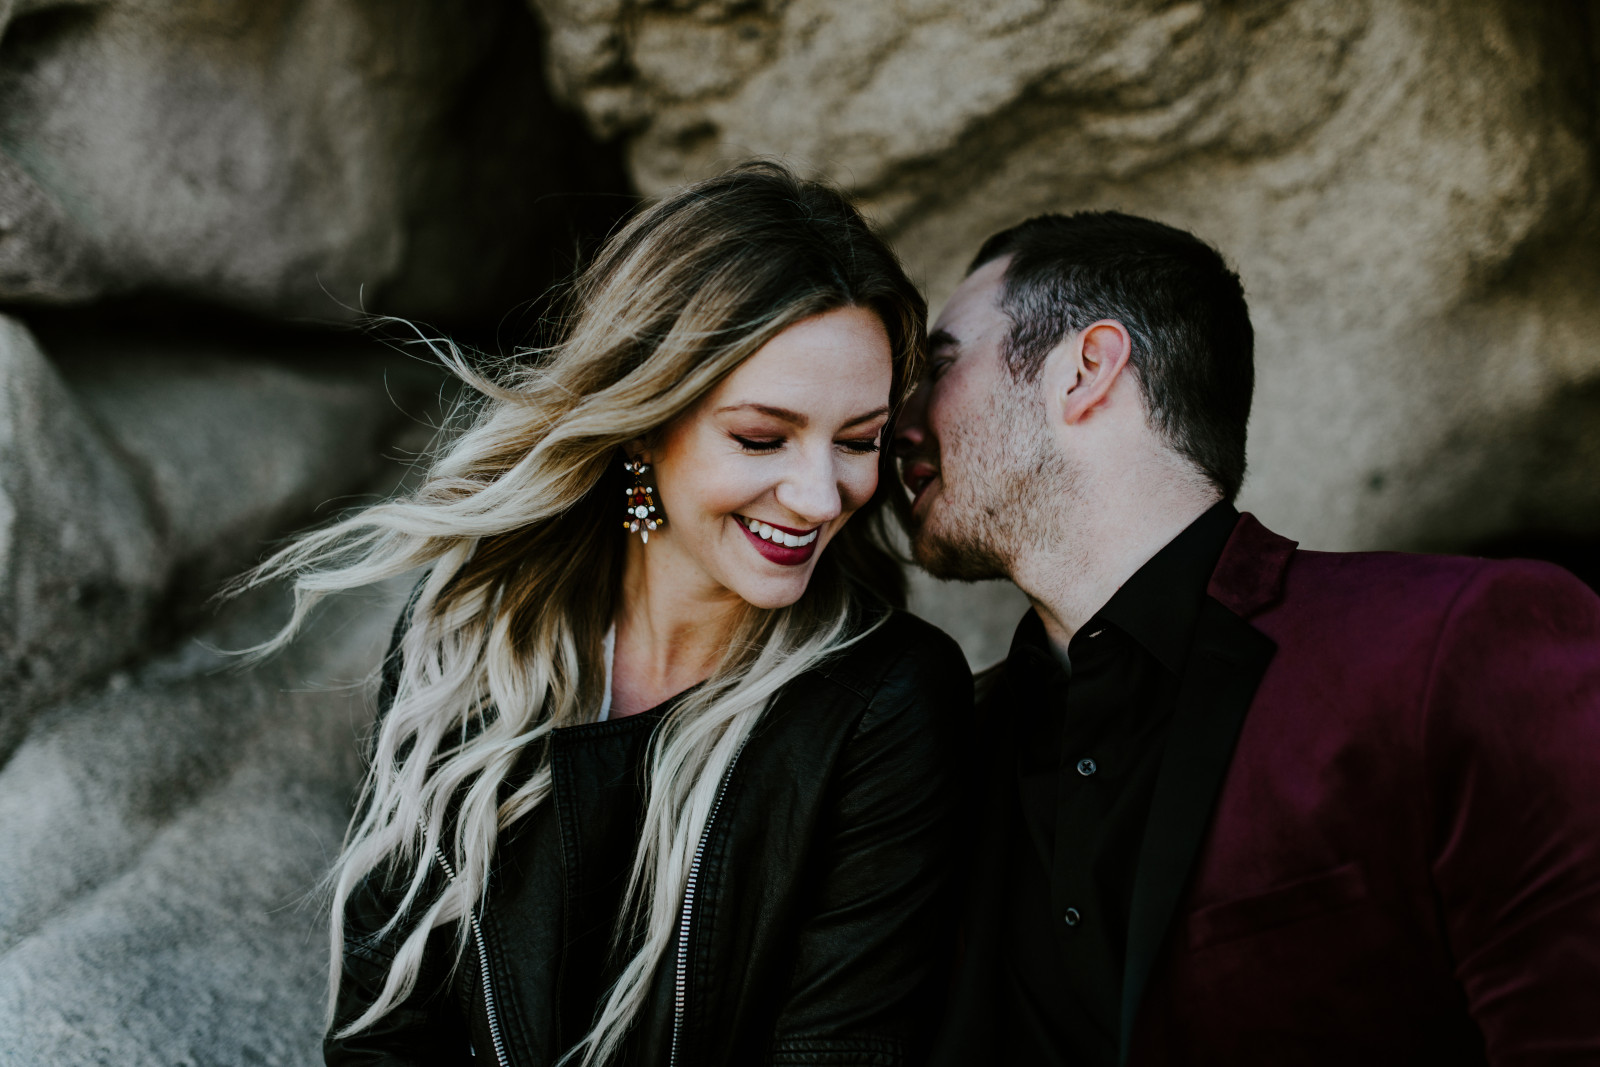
{"left": 736, "top": 515, "right": 820, "bottom": 566}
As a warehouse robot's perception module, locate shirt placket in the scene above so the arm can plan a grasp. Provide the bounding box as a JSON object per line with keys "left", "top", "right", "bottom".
{"left": 1048, "top": 627, "right": 1121, "bottom": 1007}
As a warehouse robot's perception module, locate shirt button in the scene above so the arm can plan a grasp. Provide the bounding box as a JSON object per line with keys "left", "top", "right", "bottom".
{"left": 1063, "top": 907, "right": 1082, "bottom": 927}
{"left": 1077, "top": 758, "right": 1097, "bottom": 776}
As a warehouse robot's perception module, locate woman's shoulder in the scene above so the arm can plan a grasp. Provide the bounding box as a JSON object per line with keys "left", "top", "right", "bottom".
{"left": 810, "top": 608, "right": 973, "bottom": 711}
{"left": 742, "top": 611, "right": 974, "bottom": 793}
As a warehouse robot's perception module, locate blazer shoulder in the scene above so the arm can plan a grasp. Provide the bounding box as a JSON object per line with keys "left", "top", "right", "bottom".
{"left": 1285, "top": 548, "right": 1593, "bottom": 614}
{"left": 1432, "top": 555, "right": 1600, "bottom": 639}
{"left": 1290, "top": 545, "right": 1481, "bottom": 588}
{"left": 1255, "top": 549, "right": 1600, "bottom": 680}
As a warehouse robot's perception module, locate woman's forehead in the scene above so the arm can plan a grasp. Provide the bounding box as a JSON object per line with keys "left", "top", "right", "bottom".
{"left": 705, "top": 309, "right": 893, "bottom": 421}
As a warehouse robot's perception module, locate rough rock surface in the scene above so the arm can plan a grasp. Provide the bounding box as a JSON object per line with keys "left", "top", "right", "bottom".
{"left": 533, "top": 0, "right": 1600, "bottom": 663}
{"left": 0, "top": 303, "right": 429, "bottom": 1062}
{"left": 0, "top": 316, "right": 163, "bottom": 761}
{"left": 62, "top": 344, "right": 406, "bottom": 588}
{"left": 3, "top": 2, "right": 1600, "bottom": 1062}
{"left": 0, "top": 0, "right": 617, "bottom": 322}
{"left": 0, "top": 580, "right": 401, "bottom": 1067}
{"left": 0, "top": 313, "right": 409, "bottom": 760}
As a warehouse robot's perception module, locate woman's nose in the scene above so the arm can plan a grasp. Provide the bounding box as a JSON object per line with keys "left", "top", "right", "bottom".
{"left": 774, "top": 448, "right": 844, "bottom": 525}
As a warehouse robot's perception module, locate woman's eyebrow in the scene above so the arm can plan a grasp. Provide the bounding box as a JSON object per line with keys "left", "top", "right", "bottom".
{"left": 716, "top": 403, "right": 808, "bottom": 425}
{"left": 840, "top": 404, "right": 891, "bottom": 428}
{"left": 714, "top": 403, "right": 891, "bottom": 429}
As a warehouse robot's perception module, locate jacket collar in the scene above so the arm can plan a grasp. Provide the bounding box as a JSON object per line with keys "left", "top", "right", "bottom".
{"left": 1205, "top": 511, "right": 1298, "bottom": 619}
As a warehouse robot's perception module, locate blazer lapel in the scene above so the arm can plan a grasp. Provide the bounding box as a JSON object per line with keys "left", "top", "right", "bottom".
{"left": 1117, "top": 596, "right": 1276, "bottom": 1064}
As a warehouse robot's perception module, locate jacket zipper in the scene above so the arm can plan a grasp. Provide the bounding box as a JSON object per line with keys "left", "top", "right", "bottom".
{"left": 669, "top": 741, "right": 748, "bottom": 1067}
{"left": 432, "top": 845, "right": 511, "bottom": 1067}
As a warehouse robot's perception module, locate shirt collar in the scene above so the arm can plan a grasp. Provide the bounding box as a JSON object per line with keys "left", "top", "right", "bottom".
{"left": 1003, "top": 500, "right": 1240, "bottom": 680}
{"left": 1006, "top": 607, "right": 1057, "bottom": 672}
{"left": 1091, "top": 500, "right": 1240, "bottom": 674}
{"left": 998, "top": 502, "right": 1235, "bottom": 681}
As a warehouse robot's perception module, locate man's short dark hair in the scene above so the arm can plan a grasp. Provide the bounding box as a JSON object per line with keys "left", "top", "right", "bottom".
{"left": 970, "top": 211, "right": 1254, "bottom": 500}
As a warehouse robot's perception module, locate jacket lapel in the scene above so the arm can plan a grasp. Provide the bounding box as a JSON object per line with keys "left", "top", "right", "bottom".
{"left": 1117, "top": 595, "right": 1276, "bottom": 1064}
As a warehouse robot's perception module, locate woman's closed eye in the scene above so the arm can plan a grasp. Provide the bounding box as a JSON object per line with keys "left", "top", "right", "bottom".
{"left": 731, "top": 433, "right": 881, "bottom": 455}
{"left": 731, "top": 434, "right": 783, "bottom": 452}
{"left": 836, "top": 437, "right": 881, "bottom": 455}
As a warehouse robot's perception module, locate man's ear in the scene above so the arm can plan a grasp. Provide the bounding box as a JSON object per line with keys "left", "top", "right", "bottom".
{"left": 1057, "top": 319, "right": 1133, "bottom": 426}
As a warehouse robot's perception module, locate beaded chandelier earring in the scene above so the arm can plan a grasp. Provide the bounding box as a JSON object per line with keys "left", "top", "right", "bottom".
{"left": 622, "top": 458, "right": 664, "bottom": 543}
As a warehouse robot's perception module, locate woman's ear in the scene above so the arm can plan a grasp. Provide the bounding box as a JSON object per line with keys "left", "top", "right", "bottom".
{"left": 624, "top": 437, "right": 653, "bottom": 466}
{"left": 1059, "top": 319, "right": 1133, "bottom": 426}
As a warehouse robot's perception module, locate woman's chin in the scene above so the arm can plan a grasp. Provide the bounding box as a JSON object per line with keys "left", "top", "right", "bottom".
{"left": 729, "top": 569, "right": 815, "bottom": 611}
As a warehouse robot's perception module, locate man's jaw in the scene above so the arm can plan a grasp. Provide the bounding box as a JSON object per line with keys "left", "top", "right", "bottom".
{"left": 900, "top": 454, "right": 1016, "bottom": 583}
{"left": 908, "top": 503, "right": 1010, "bottom": 583}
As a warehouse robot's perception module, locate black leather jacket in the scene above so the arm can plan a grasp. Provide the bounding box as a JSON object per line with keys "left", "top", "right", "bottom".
{"left": 326, "top": 609, "right": 973, "bottom": 1067}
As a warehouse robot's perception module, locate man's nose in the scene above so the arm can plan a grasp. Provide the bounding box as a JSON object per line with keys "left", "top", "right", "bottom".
{"left": 895, "top": 378, "right": 931, "bottom": 450}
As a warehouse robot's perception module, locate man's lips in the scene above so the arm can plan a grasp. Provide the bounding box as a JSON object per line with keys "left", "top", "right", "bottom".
{"left": 736, "top": 514, "right": 820, "bottom": 566}
{"left": 901, "top": 459, "right": 940, "bottom": 510}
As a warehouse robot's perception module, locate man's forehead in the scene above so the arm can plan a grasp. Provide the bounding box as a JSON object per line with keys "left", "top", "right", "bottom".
{"left": 932, "top": 256, "right": 1011, "bottom": 347}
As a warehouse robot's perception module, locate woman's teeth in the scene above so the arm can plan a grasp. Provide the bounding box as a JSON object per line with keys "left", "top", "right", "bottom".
{"left": 744, "top": 517, "right": 819, "bottom": 548}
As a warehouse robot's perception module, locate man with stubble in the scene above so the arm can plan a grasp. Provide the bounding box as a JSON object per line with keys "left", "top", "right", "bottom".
{"left": 900, "top": 213, "right": 1600, "bottom": 1066}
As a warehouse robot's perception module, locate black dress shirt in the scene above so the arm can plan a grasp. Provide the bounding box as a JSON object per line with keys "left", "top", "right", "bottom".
{"left": 996, "top": 502, "right": 1239, "bottom": 1066}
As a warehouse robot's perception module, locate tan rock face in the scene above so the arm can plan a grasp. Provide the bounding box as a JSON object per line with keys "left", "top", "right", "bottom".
{"left": 533, "top": 0, "right": 1600, "bottom": 662}
{"left": 0, "top": 0, "right": 610, "bottom": 321}
{"left": 536, "top": 0, "right": 1373, "bottom": 203}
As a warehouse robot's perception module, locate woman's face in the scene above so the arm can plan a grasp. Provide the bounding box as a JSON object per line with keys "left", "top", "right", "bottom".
{"left": 643, "top": 306, "right": 894, "bottom": 610}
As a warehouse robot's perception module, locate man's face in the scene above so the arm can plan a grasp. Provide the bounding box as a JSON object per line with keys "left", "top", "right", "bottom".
{"left": 896, "top": 257, "right": 1072, "bottom": 581}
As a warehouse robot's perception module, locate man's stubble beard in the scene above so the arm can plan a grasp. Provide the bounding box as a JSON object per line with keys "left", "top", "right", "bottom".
{"left": 910, "top": 378, "right": 1077, "bottom": 583}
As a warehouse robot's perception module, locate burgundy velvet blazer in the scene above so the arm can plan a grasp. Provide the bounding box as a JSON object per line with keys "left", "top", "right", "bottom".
{"left": 1118, "top": 513, "right": 1600, "bottom": 1065}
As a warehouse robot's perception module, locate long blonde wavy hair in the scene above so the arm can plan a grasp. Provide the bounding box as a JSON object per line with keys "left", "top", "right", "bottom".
{"left": 236, "top": 161, "right": 925, "bottom": 1065}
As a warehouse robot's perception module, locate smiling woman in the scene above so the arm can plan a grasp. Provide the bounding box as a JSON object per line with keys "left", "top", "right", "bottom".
{"left": 607, "top": 305, "right": 895, "bottom": 715}
{"left": 638, "top": 307, "right": 889, "bottom": 604}
{"left": 231, "top": 161, "right": 973, "bottom": 1067}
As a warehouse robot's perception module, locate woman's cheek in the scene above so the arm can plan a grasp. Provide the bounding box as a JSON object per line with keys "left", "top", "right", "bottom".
{"left": 838, "top": 457, "right": 880, "bottom": 514}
